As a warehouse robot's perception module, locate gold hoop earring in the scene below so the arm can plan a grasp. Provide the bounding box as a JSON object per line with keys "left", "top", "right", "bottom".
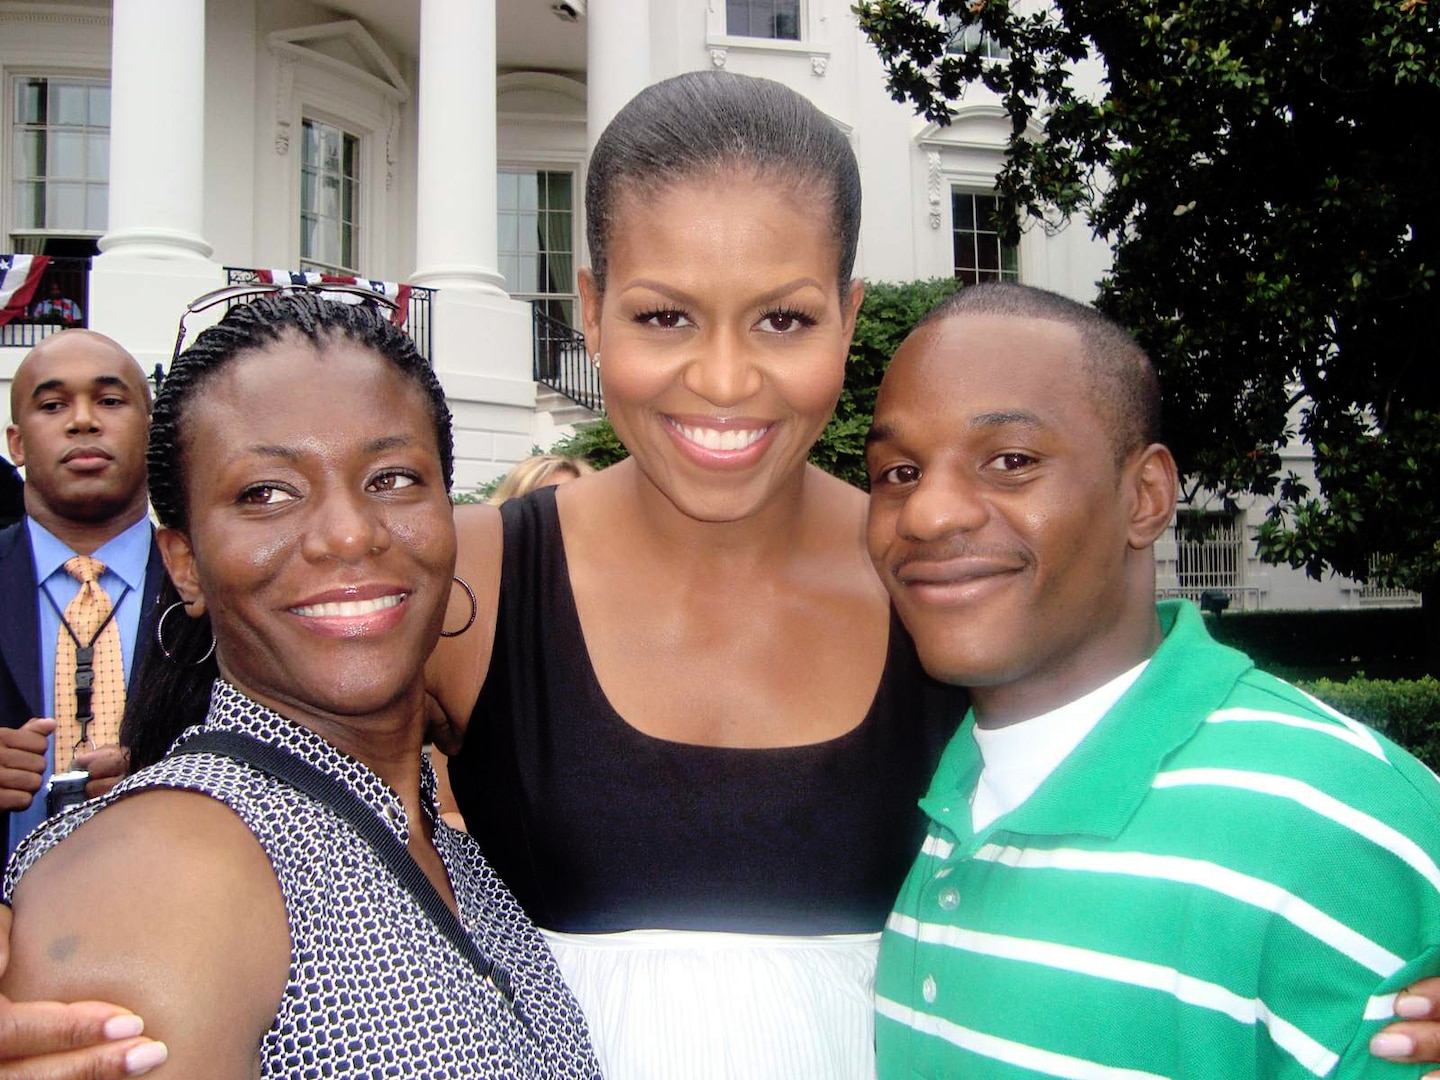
{"left": 156, "top": 600, "right": 217, "bottom": 666}
{"left": 440, "top": 576, "right": 478, "bottom": 638}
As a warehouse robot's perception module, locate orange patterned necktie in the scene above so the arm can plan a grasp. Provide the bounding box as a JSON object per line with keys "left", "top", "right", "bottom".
{"left": 54, "top": 556, "right": 126, "bottom": 770}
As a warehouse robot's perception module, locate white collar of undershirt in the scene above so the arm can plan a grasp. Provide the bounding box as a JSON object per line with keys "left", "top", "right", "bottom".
{"left": 969, "top": 659, "right": 1150, "bottom": 832}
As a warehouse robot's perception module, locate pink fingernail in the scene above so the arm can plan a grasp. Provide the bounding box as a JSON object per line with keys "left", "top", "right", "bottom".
{"left": 1397, "top": 994, "right": 1434, "bottom": 1019}
{"left": 1371, "top": 1032, "right": 1415, "bottom": 1058}
{"left": 102, "top": 1013, "right": 144, "bottom": 1040}
{"left": 124, "top": 1042, "right": 168, "bottom": 1075}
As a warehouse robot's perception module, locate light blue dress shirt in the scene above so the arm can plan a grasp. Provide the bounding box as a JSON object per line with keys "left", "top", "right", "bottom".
{"left": 7, "top": 516, "right": 152, "bottom": 858}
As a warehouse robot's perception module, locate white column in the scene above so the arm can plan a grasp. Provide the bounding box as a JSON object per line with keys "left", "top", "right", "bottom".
{"left": 97, "top": 0, "right": 211, "bottom": 260}
{"left": 586, "top": 0, "right": 652, "bottom": 149}
{"left": 411, "top": 0, "right": 506, "bottom": 292}
{"left": 410, "top": 0, "right": 537, "bottom": 474}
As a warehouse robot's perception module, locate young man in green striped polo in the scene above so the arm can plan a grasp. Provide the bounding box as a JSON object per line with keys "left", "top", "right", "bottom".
{"left": 864, "top": 283, "right": 1440, "bottom": 1079}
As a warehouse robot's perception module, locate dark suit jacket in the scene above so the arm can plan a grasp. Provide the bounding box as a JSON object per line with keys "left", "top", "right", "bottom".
{"left": 0, "top": 457, "right": 21, "bottom": 530}
{"left": 0, "top": 520, "right": 166, "bottom": 850}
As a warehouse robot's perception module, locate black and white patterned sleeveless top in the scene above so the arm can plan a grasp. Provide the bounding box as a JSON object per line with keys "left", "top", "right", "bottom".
{"left": 5, "top": 682, "right": 601, "bottom": 1080}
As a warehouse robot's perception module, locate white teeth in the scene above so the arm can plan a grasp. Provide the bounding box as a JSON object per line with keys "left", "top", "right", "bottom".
{"left": 673, "top": 422, "right": 768, "bottom": 451}
{"left": 293, "top": 594, "right": 404, "bottom": 618}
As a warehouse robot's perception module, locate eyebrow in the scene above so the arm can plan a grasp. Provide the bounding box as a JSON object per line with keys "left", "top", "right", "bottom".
{"left": 621, "top": 277, "right": 826, "bottom": 308}
{"left": 365, "top": 435, "right": 413, "bottom": 453}
{"left": 970, "top": 409, "right": 1046, "bottom": 431}
{"left": 245, "top": 444, "right": 302, "bottom": 461}
{"left": 865, "top": 409, "right": 1047, "bottom": 447}
{"left": 30, "top": 374, "right": 132, "bottom": 400}
{"left": 242, "top": 435, "right": 415, "bottom": 460}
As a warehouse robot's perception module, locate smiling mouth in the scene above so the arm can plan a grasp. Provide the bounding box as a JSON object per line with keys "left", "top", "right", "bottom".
{"left": 667, "top": 420, "right": 772, "bottom": 452}
{"left": 892, "top": 555, "right": 1027, "bottom": 594}
{"left": 291, "top": 594, "right": 406, "bottom": 618}
{"left": 62, "top": 448, "right": 111, "bottom": 464}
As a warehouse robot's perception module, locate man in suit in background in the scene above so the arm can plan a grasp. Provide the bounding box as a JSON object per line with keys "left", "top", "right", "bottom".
{"left": 0, "top": 328, "right": 163, "bottom": 858}
{"left": 0, "top": 453, "right": 21, "bottom": 529}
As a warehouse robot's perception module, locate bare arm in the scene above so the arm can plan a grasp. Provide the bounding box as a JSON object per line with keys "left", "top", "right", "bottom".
{"left": 3, "top": 789, "right": 289, "bottom": 1079}
{"left": 424, "top": 502, "right": 503, "bottom": 755}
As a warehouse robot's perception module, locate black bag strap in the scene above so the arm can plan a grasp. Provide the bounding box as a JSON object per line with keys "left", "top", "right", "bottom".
{"left": 172, "top": 729, "right": 525, "bottom": 1024}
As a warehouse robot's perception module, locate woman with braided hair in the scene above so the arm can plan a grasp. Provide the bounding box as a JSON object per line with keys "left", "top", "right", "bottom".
{"left": 0, "top": 293, "right": 600, "bottom": 1080}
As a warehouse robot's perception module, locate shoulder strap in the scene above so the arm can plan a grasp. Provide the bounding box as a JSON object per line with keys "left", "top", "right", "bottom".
{"left": 172, "top": 729, "right": 526, "bottom": 1025}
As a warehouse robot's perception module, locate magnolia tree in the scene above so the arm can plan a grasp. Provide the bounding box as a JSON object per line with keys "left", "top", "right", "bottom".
{"left": 854, "top": 0, "right": 1440, "bottom": 667}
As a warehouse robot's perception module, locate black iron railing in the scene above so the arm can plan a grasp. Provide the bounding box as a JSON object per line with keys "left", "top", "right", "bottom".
{"left": 224, "top": 267, "right": 434, "bottom": 363}
{"left": 0, "top": 256, "right": 91, "bottom": 348}
{"left": 532, "top": 302, "right": 600, "bottom": 412}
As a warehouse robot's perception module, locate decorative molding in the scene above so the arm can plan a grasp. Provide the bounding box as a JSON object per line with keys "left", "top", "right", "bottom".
{"left": 810, "top": 54, "right": 828, "bottom": 77}
{"left": 927, "top": 150, "right": 943, "bottom": 229}
{"left": 384, "top": 101, "right": 400, "bottom": 191}
{"left": 265, "top": 20, "right": 410, "bottom": 104}
{"left": 915, "top": 105, "right": 1044, "bottom": 149}
{"left": 0, "top": 3, "right": 110, "bottom": 28}
{"left": 495, "top": 71, "right": 587, "bottom": 125}
{"left": 709, "top": 47, "right": 728, "bottom": 69}
{"left": 706, "top": 35, "right": 826, "bottom": 57}
{"left": 273, "top": 57, "right": 295, "bottom": 156}
{"left": 497, "top": 71, "right": 587, "bottom": 104}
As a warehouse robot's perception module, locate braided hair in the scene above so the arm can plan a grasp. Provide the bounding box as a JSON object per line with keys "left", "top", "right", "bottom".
{"left": 123, "top": 292, "right": 454, "bottom": 770}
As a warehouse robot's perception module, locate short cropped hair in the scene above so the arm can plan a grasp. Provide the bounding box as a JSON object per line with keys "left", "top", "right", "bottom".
{"left": 920, "top": 283, "right": 1162, "bottom": 463}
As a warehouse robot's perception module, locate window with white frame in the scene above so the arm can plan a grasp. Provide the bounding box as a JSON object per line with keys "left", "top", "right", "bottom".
{"left": 727, "top": 0, "right": 801, "bottom": 40}
{"left": 944, "top": 17, "right": 1010, "bottom": 59}
{"left": 1174, "top": 511, "right": 1244, "bottom": 591}
{"left": 498, "top": 168, "right": 577, "bottom": 325}
{"left": 10, "top": 75, "right": 109, "bottom": 251}
{"left": 952, "top": 190, "right": 1018, "bottom": 285}
{"left": 300, "top": 117, "right": 361, "bottom": 274}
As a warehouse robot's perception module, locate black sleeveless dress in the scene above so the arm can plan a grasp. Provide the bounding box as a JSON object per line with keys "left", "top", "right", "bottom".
{"left": 448, "top": 485, "right": 967, "bottom": 936}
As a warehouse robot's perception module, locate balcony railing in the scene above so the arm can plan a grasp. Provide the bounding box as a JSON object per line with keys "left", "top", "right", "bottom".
{"left": 0, "top": 256, "right": 91, "bottom": 348}
{"left": 1157, "top": 585, "right": 1264, "bottom": 612}
{"left": 224, "top": 268, "right": 434, "bottom": 363}
{"left": 532, "top": 302, "right": 601, "bottom": 413}
{"left": 1359, "top": 555, "right": 1422, "bottom": 606}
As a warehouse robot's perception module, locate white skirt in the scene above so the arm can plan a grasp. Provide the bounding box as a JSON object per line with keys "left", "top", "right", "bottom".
{"left": 542, "top": 928, "right": 880, "bottom": 1080}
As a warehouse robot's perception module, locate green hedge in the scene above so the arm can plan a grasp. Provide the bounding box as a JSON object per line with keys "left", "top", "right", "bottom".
{"left": 1299, "top": 676, "right": 1440, "bottom": 774}
{"left": 1204, "top": 608, "right": 1426, "bottom": 682}
{"left": 548, "top": 419, "right": 629, "bottom": 470}
{"left": 811, "top": 277, "right": 962, "bottom": 488}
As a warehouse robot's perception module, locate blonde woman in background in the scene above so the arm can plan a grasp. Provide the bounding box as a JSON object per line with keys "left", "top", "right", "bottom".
{"left": 486, "top": 453, "right": 595, "bottom": 505}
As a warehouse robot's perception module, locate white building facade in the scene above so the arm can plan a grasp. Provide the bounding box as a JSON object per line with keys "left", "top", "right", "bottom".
{"left": 0, "top": 0, "right": 1405, "bottom": 610}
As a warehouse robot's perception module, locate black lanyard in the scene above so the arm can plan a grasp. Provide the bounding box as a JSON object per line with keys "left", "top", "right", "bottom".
{"left": 41, "top": 576, "right": 132, "bottom": 746}
{"left": 172, "top": 729, "right": 532, "bottom": 1034}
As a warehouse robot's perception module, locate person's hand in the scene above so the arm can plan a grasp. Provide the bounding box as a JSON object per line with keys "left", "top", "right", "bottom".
{"left": 0, "top": 721, "right": 54, "bottom": 813}
{"left": 1370, "top": 979, "right": 1440, "bottom": 1073}
{"left": 0, "top": 997, "right": 167, "bottom": 1078}
{"left": 71, "top": 748, "right": 128, "bottom": 801}
{"left": 0, "top": 908, "right": 167, "bottom": 1078}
